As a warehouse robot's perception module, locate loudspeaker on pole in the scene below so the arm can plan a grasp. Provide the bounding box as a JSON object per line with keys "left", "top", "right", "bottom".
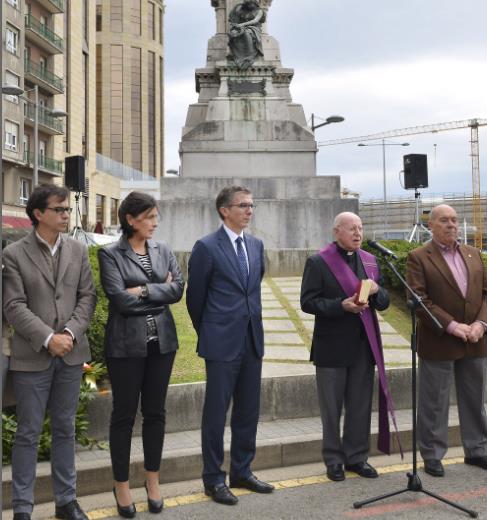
{"left": 403, "top": 154, "right": 428, "bottom": 189}
{"left": 65, "top": 155, "right": 85, "bottom": 192}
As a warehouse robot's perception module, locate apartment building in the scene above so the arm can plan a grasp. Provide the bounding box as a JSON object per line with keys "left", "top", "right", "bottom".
{"left": 2, "top": 0, "right": 123, "bottom": 231}
{"left": 95, "top": 0, "right": 165, "bottom": 180}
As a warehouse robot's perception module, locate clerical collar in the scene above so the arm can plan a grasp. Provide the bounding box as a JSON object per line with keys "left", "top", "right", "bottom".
{"left": 335, "top": 242, "right": 356, "bottom": 257}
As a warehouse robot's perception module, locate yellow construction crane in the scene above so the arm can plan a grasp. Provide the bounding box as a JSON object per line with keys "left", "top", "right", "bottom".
{"left": 319, "top": 118, "right": 487, "bottom": 248}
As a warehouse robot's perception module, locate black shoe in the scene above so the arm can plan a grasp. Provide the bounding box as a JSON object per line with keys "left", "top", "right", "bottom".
{"left": 464, "top": 456, "right": 487, "bottom": 470}
{"left": 345, "top": 462, "right": 379, "bottom": 479}
{"left": 13, "top": 514, "right": 31, "bottom": 520}
{"left": 204, "top": 483, "right": 238, "bottom": 505}
{"left": 230, "top": 474, "right": 274, "bottom": 493}
{"left": 424, "top": 459, "right": 445, "bottom": 477}
{"left": 144, "top": 482, "right": 164, "bottom": 514}
{"left": 112, "top": 488, "right": 136, "bottom": 518}
{"left": 326, "top": 464, "right": 345, "bottom": 481}
{"left": 55, "top": 500, "right": 88, "bottom": 520}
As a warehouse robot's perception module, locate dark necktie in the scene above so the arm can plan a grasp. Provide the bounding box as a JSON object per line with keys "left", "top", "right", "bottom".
{"left": 235, "top": 237, "right": 249, "bottom": 286}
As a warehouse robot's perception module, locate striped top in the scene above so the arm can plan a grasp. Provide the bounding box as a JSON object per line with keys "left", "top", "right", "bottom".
{"left": 136, "top": 252, "right": 158, "bottom": 342}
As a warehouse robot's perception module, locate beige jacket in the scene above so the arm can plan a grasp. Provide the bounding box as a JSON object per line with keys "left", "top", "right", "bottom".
{"left": 2, "top": 231, "right": 97, "bottom": 371}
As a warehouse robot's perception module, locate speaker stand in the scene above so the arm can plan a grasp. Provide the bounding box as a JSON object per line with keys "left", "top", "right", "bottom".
{"left": 70, "top": 192, "right": 95, "bottom": 246}
{"left": 407, "top": 188, "right": 431, "bottom": 243}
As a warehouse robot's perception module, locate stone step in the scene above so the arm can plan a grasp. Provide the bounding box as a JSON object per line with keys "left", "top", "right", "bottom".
{"left": 1, "top": 406, "right": 464, "bottom": 509}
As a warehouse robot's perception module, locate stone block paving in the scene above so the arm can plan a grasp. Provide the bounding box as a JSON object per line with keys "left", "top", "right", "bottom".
{"left": 260, "top": 277, "right": 411, "bottom": 374}
{"left": 263, "top": 319, "right": 296, "bottom": 332}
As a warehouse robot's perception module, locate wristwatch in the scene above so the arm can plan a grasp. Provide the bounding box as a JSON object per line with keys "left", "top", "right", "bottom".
{"left": 140, "top": 284, "right": 149, "bottom": 298}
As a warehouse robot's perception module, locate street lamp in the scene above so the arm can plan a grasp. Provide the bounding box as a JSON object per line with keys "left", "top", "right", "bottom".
{"left": 358, "top": 140, "right": 410, "bottom": 239}
{"left": 2, "top": 84, "right": 67, "bottom": 187}
{"left": 311, "top": 114, "right": 345, "bottom": 133}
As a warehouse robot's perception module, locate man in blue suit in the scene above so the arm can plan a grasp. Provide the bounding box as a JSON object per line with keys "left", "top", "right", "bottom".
{"left": 186, "top": 185, "right": 274, "bottom": 505}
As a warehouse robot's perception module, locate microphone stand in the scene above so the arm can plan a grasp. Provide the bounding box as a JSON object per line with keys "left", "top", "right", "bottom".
{"left": 353, "top": 254, "right": 478, "bottom": 518}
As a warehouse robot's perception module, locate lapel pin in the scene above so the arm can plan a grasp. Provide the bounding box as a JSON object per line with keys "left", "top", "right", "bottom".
{"left": 468, "top": 254, "right": 472, "bottom": 258}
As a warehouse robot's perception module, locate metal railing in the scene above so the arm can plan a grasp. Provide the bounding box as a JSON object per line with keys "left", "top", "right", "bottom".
{"left": 24, "top": 58, "right": 64, "bottom": 92}
{"left": 96, "top": 154, "right": 155, "bottom": 181}
{"left": 24, "top": 150, "right": 63, "bottom": 174}
{"left": 24, "top": 102, "right": 64, "bottom": 133}
{"left": 25, "top": 14, "right": 63, "bottom": 52}
{"left": 47, "top": 0, "right": 64, "bottom": 11}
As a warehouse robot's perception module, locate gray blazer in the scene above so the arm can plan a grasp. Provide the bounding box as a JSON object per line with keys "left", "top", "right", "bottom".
{"left": 2, "top": 231, "right": 97, "bottom": 371}
{"left": 98, "top": 236, "right": 184, "bottom": 357}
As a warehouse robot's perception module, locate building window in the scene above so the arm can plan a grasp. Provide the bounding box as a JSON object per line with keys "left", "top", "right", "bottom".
{"left": 4, "top": 120, "right": 19, "bottom": 151}
{"left": 110, "top": 198, "right": 119, "bottom": 226}
{"left": 110, "top": 0, "right": 122, "bottom": 33}
{"left": 96, "top": 0, "right": 102, "bottom": 31}
{"left": 159, "top": 8, "right": 163, "bottom": 44}
{"left": 148, "top": 2, "right": 155, "bottom": 40}
{"left": 131, "top": 47, "right": 142, "bottom": 170}
{"left": 110, "top": 45, "right": 123, "bottom": 163}
{"left": 4, "top": 71, "right": 20, "bottom": 103}
{"left": 39, "top": 140, "right": 46, "bottom": 166}
{"left": 20, "top": 179, "right": 31, "bottom": 206}
{"left": 148, "top": 51, "right": 155, "bottom": 177}
{"left": 96, "top": 194, "right": 105, "bottom": 225}
{"left": 5, "top": 26, "right": 18, "bottom": 54}
{"left": 6, "top": 0, "right": 19, "bottom": 9}
{"left": 96, "top": 45, "right": 102, "bottom": 153}
{"left": 131, "top": 0, "right": 141, "bottom": 35}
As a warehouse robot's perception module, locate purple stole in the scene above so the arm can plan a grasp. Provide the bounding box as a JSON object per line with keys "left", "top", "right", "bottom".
{"left": 319, "top": 242, "right": 402, "bottom": 456}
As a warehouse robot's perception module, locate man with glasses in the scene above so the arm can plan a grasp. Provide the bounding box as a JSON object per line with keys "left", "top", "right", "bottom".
{"left": 3, "top": 184, "right": 96, "bottom": 520}
{"left": 186, "top": 185, "right": 273, "bottom": 506}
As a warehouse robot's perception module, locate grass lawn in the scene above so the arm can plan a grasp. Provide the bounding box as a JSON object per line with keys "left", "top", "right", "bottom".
{"left": 169, "top": 293, "right": 206, "bottom": 384}
{"left": 168, "top": 284, "right": 413, "bottom": 385}
{"left": 379, "top": 288, "right": 411, "bottom": 340}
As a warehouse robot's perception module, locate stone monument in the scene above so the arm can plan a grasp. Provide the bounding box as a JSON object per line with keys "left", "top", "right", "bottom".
{"left": 156, "top": 0, "right": 356, "bottom": 252}
{"left": 180, "top": 0, "right": 316, "bottom": 177}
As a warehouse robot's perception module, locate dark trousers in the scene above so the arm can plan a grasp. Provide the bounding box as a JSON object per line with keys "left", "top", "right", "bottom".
{"left": 201, "top": 333, "right": 262, "bottom": 486}
{"left": 316, "top": 340, "right": 375, "bottom": 466}
{"left": 106, "top": 343, "right": 175, "bottom": 482}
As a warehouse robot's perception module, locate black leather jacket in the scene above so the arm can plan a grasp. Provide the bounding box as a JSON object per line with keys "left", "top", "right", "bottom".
{"left": 98, "top": 236, "right": 184, "bottom": 357}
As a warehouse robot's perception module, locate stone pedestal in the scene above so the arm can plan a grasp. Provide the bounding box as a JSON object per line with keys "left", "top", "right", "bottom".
{"left": 157, "top": 176, "right": 357, "bottom": 250}
{"left": 179, "top": 0, "right": 316, "bottom": 178}
{"left": 157, "top": 1, "right": 355, "bottom": 252}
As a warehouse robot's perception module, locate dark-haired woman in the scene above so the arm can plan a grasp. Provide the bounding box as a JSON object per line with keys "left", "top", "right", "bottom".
{"left": 98, "top": 191, "right": 184, "bottom": 517}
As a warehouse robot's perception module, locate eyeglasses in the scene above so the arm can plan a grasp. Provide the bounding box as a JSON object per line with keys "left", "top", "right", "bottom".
{"left": 228, "top": 203, "right": 256, "bottom": 209}
{"left": 45, "top": 206, "right": 73, "bottom": 215}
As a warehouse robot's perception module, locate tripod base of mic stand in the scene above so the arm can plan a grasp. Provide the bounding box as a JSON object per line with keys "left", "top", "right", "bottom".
{"left": 353, "top": 471, "right": 478, "bottom": 518}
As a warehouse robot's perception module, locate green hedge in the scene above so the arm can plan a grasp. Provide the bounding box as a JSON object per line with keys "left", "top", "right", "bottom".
{"left": 87, "top": 246, "right": 107, "bottom": 365}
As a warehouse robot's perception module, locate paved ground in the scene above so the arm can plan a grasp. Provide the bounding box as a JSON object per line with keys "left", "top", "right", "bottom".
{"left": 262, "top": 277, "right": 410, "bottom": 377}
{"left": 6, "top": 447, "right": 486, "bottom": 520}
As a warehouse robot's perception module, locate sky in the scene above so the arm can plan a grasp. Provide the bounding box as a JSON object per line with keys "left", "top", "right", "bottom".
{"left": 164, "top": 0, "right": 487, "bottom": 200}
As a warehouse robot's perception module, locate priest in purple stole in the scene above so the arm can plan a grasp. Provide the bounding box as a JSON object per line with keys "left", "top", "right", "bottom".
{"left": 301, "top": 212, "right": 393, "bottom": 482}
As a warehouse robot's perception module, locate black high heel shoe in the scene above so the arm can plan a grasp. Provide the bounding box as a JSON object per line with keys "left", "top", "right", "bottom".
{"left": 144, "top": 482, "right": 164, "bottom": 514}
{"left": 113, "top": 487, "right": 136, "bottom": 518}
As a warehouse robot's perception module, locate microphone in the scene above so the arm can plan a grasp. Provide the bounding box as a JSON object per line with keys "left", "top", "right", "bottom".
{"left": 367, "top": 240, "right": 398, "bottom": 260}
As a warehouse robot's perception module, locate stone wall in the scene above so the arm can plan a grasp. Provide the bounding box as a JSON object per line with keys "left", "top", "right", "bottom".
{"left": 156, "top": 176, "right": 357, "bottom": 251}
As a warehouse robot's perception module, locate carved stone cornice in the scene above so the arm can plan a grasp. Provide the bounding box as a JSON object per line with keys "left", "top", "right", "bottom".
{"left": 216, "top": 63, "right": 276, "bottom": 77}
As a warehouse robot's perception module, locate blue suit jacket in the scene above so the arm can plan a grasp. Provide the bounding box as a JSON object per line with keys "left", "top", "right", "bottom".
{"left": 186, "top": 226, "right": 265, "bottom": 362}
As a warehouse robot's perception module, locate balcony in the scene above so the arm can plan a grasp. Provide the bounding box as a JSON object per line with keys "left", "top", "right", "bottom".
{"left": 25, "top": 14, "right": 63, "bottom": 54}
{"left": 37, "top": 0, "right": 64, "bottom": 14}
{"left": 24, "top": 150, "right": 63, "bottom": 176}
{"left": 24, "top": 58, "right": 64, "bottom": 94}
{"left": 24, "top": 102, "right": 64, "bottom": 135}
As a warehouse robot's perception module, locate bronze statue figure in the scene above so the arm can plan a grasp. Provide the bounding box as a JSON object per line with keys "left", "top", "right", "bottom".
{"left": 228, "top": 1, "right": 266, "bottom": 70}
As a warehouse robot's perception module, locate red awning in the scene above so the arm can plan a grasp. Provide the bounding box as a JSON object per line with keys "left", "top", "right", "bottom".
{"left": 2, "top": 216, "right": 32, "bottom": 229}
